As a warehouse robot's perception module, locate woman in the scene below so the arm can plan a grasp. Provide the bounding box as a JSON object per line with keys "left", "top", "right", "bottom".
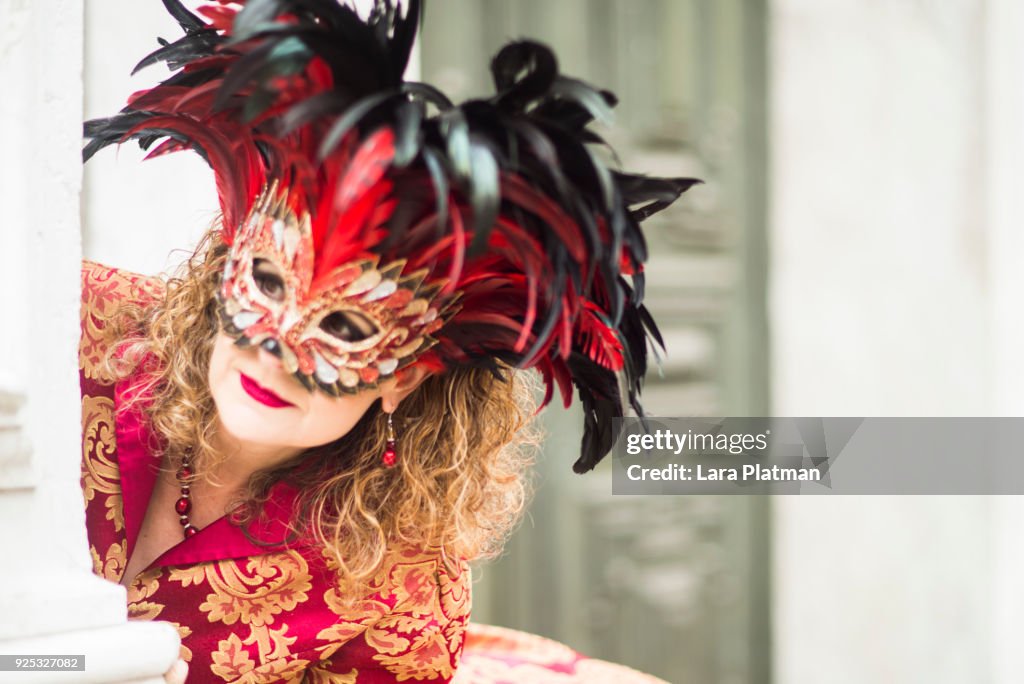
{"left": 81, "top": 243, "right": 533, "bottom": 683}
{"left": 81, "top": 1, "right": 696, "bottom": 681}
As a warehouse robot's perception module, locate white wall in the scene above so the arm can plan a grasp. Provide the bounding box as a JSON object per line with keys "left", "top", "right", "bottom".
{"left": 770, "top": 1, "right": 1024, "bottom": 682}
{"left": 83, "top": 1, "right": 217, "bottom": 276}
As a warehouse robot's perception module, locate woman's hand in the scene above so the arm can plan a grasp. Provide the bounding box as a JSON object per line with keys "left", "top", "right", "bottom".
{"left": 164, "top": 658, "right": 188, "bottom": 684}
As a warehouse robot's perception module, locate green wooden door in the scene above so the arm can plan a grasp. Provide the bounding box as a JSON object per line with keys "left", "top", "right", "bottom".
{"left": 420, "top": 2, "right": 770, "bottom": 682}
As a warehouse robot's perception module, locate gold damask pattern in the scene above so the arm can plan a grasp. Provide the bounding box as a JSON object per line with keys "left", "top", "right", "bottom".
{"left": 81, "top": 394, "right": 123, "bottom": 533}
{"left": 302, "top": 662, "right": 359, "bottom": 684}
{"left": 90, "top": 540, "right": 126, "bottom": 583}
{"left": 169, "top": 551, "right": 314, "bottom": 681}
{"left": 210, "top": 632, "right": 310, "bottom": 683}
{"left": 128, "top": 567, "right": 166, "bottom": 621}
{"left": 173, "top": 623, "right": 194, "bottom": 664}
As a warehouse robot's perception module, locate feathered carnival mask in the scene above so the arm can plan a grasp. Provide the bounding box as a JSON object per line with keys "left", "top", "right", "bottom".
{"left": 83, "top": 0, "right": 700, "bottom": 473}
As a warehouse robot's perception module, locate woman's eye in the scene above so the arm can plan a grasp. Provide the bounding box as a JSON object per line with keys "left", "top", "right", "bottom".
{"left": 320, "top": 312, "right": 377, "bottom": 342}
{"left": 254, "top": 272, "right": 285, "bottom": 300}
{"left": 252, "top": 260, "right": 286, "bottom": 301}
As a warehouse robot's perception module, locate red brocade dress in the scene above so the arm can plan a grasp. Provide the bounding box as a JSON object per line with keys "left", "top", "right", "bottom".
{"left": 79, "top": 261, "right": 669, "bottom": 684}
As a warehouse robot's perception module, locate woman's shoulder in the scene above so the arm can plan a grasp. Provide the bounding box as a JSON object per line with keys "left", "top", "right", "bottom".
{"left": 79, "top": 260, "right": 165, "bottom": 384}
{"left": 321, "top": 540, "right": 471, "bottom": 609}
{"left": 314, "top": 539, "right": 471, "bottom": 635}
{"left": 380, "top": 542, "right": 472, "bottom": 602}
{"left": 309, "top": 541, "right": 472, "bottom": 681}
{"left": 81, "top": 260, "right": 165, "bottom": 311}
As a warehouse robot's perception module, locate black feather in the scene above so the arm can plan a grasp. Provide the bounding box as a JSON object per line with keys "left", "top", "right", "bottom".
{"left": 160, "top": 0, "right": 206, "bottom": 34}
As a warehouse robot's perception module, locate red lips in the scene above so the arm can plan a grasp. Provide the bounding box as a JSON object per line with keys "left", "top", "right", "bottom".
{"left": 239, "top": 373, "right": 294, "bottom": 408}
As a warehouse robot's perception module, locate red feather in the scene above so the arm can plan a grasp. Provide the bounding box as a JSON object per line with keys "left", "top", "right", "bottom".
{"left": 333, "top": 127, "right": 395, "bottom": 212}
{"left": 196, "top": 5, "right": 238, "bottom": 31}
{"left": 577, "top": 300, "right": 625, "bottom": 370}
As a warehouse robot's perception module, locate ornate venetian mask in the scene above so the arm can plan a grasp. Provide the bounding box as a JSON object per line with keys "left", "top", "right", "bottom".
{"left": 217, "top": 182, "right": 453, "bottom": 396}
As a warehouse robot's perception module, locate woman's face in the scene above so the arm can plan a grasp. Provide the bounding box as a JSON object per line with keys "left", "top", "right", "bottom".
{"left": 208, "top": 331, "right": 381, "bottom": 454}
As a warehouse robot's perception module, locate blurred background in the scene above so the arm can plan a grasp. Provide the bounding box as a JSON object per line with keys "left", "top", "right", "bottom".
{"left": 79, "top": 1, "right": 1024, "bottom": 683}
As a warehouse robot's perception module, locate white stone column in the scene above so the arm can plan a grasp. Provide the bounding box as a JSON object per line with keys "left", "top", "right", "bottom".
{"left": 769, "top": 0, "right": 1022, "bottom": 682}
{"left": 0, "top": 1, "right": 179, "bottom": 682}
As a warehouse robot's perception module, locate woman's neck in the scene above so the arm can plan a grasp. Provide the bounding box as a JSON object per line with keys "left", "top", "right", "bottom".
{"left": 204, "top": 422, "right": 304, "bottom": 493}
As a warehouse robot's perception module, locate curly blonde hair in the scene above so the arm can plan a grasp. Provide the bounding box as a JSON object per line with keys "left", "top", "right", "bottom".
{"left": 104, "top": 230, "right": 541, "bottom": 592}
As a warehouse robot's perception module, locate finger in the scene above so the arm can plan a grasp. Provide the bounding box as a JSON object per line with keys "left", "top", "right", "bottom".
{"left": 164, "top": 657, "right": 189, "bottom": 684}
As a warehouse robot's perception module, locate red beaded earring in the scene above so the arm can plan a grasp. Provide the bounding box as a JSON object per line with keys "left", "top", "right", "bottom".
{"left": 382, "top": 412, "right": 398, "bottom": 468}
